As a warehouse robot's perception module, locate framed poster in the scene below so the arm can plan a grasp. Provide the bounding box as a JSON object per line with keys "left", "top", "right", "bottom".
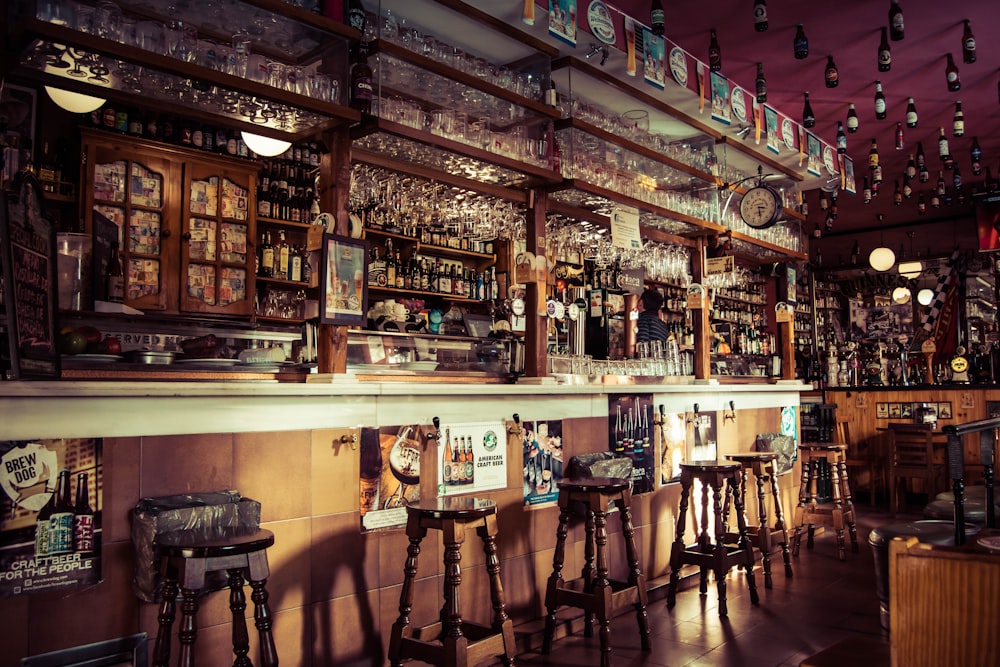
{"left": 319, "top": 234, "right": 367, "bottom": 326}
{"left": 1, "top": 170, "right": 59, "bottom": 379}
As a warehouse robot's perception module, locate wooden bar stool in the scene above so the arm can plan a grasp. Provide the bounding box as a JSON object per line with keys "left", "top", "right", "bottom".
{"left": 792, "top": 443, "right": 859, "bottom": 560}
{"left": 387, "top": 497, "right": 515, "bottom": 667}
{"left": 152, "top": 527, "right": 277, "bottom": 667}
{"left": 725, "top": 452, "right": 793, "bottom": 588}
{"left": 542, "top": 477, "right": 650, "bottom": 667}
{"left": 666, "top": 462, "right": 759, "bottom": 618}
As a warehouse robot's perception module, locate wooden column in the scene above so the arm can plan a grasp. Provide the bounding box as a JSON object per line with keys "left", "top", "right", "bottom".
{"left": 779, "top": 318, "right": 795, "bottom": 380}
{"left": 525, "top": 189, "right": 547, "bottom": 378}
{"left": 317, "top": 127, "right": 352, "bottom": 374}
{"left": 692, "top": 237, "right": 711, "bottom": 381}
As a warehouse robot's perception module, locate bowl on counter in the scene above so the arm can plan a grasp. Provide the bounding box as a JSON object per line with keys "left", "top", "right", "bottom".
{"left": 399, "top": 361, "right": 438, "bottom": 372}
{"left": 125, "top": 350, "right": 177, "bottom": 365}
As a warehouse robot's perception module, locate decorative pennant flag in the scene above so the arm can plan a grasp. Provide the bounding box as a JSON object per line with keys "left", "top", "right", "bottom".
{"left": 643, "top": 30, "right": 665, "bottom": 89}
{"left": 843, "top": 156, "right": 856, "bottom": 194}
{"left": 798, "top": 126, "right": 805, "bottom": 166}
{"left": 806, "top": 131, "right": 822, "bottom": 176}
{"left": 697, "top": 62, "right": 706, "bottom": 113}
{"left": 548, "top": 0, "right": 578, "bottom": 47}
{"left": 754, "top": 100, "right": 762, "bottom": 144}
{"left": 624, "top": 16, "right": 637, "bottom": 76}
{"left": 710, "top": 71, "right": 731, "bottom": 125}
{"left": 764, "top": 104, "right": 779, "bottom": 154}
{"left": 917, "top": 250, "right": 962, "bottom": 358}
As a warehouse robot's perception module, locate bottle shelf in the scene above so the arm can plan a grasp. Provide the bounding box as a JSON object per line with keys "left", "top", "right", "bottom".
{"left": 256, "top": 275, "right": 316, "bottom": 288}
{"left": 368, "top": 285, "right": 485, "bottom": 303}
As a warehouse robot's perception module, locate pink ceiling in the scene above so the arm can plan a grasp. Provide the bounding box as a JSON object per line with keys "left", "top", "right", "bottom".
{"left": 611, "top": 0, "right": 1000, "bottom": 267}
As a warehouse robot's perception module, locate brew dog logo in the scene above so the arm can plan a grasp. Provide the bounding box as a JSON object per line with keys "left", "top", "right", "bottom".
{"left": 0, "top": 442, "right": 57, "bottom": 512}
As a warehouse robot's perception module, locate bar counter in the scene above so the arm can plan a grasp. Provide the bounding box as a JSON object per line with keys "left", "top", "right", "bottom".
{"left": 0, "top": 379, "right": 809, "bottom": 665}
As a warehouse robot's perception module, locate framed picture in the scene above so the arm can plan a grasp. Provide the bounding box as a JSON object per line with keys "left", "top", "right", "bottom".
{"left": 876, "top": 402, "right": 889, "bottom": 419}
{"left": 900, "top": 403, "right": 913, "bottom": 418}
{"left": 938, "top": 402, "right": 953, "bottom": 420}
{"left": 319, "top": 234, "right": 368, "bottom": 326}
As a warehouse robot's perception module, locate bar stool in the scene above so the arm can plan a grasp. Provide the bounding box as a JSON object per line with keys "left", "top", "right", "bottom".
{"left": 152, "top": 527, "right": 277, "bottom": 667}
{"left": 666, "top": 461, "right": 759, "bottom": 618}
{"left": 792, "top": 443, "right": 859, "bottom": 560}
{"left": 542, "top": 477, "right": 650, "bottom": 667}
{"left": 388, "top": 497, "right": 515, "bottom": 667}
{"left": 725, "top": 452, "right": 793, "bottom": 588}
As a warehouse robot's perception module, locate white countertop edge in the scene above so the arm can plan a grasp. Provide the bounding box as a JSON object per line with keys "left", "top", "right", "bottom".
{"left": 0, "top": 380, "right": 814, "bottom": 399}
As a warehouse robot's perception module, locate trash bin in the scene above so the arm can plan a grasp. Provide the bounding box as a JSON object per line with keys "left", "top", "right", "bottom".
{"left": 868, "top": 520, "right": 955, "bottom": 630}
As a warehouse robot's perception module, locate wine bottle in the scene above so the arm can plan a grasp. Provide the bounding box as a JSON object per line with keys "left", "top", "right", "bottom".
{"left": 945, "top": 53, "right": 960, "bottom": 92}
{"left": 888, "top": 0, "right": 904, "bottom": 41}
{"left": 878, "top": 27, "right": 891, "bottom": 72}
{"left": 793, "top": 23, "right": 808, "bottom": 59}
{"left": 651, "top": 0, "right": 665, "bottom": 37}
{"left": 952, "top": 100, "right": 964, "bottom": 137}
{"left": 846, "top": 102, "right": 859, "bottom": 133}
{"left": 874, "top": 80, "right": 887, "bottom": 119}
{"left": 970, "top": 136, "right": 982, "bottom": 176}
{"left": 708, "top": 29, "right": 722, "bottom": 71}
{"left": 824, "top": 55, "right": 838, "bottom": 88}
{"left": 755, "top": 62, "right": 767, "bottom": 103}
{"left": 259, "top": 231, "right": 274, "bottom": 278}
{"left": 276, "top": 230, "right": 290, "bottom": 279}
{"left": 962, "top": 19, "right": 976, "bottom": 64}
{"left": 905, "top": 97, "right": 917, "bottom": 128}
{"left": 753, "top": 0, "right": 767, "bottom": 32}
{"left": 802, "top": 92, "right": 815, "bottom": 128}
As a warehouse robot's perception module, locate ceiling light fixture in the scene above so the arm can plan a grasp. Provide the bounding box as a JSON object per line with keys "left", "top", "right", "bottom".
{"left": 897, "top": 261, "right": 922, "bottom": 278}
{"left": 241, "top": 131, "right": 291, "bottom": 157}
{"left": 892, "top": 286, "right": 911, "bottom": 304}
{"left": 917, "top": 288, "right": 934, "bottom": 306}
{"left": 44, "top": 86, "right": 105, "bottom": 113}
{"left": 869, "top": 214, "right": 895, "bottom": 271}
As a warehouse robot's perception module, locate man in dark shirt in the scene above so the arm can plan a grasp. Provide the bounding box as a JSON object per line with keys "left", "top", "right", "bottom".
{"left": 636, "top": 289, "right": 670, "bottom": 349}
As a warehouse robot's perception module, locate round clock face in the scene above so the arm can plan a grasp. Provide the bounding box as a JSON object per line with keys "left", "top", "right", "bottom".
{"left": 739, "top": 185, "right": 782, "bottom": 229}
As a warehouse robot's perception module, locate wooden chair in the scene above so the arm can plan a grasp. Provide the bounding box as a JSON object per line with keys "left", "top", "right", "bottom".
{"left": 888, "top": 423, "right": 947, "bottom": 516}
{"left": 839, "top": 416, "right": 886, "bottom": 507}
{"left": 889, "top": 535, "right": 1000, "bottom": 666}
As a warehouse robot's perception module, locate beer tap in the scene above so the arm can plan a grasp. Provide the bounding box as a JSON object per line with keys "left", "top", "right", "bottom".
{"left": 422, "top": 417, "right": 441, "bottom": 451}
{"left": 686, "top": 403, "right": 700, "bottom": 424}
{"left": 723, "top": 400, "right": 736, "bottom": 423}
{"left": 334, "top": 430, "right": 358, "bottom": 451}
{"left": 584, "top": 42, "right": 609, "bottom": 66}
{"left": 507, "top": 413, "right": 524, "bottom": 438}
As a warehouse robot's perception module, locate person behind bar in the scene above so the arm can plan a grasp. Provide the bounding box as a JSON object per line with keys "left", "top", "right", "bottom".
{"left": 636, "top": 289, "right": 670, "bottom": 348}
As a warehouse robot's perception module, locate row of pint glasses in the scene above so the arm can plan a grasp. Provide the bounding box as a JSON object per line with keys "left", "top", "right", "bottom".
{"left": 636, "top": 338, "right": 687, "bottom": 377}
{"left": 35, "top": 0, "right": 339, "bottom": 104}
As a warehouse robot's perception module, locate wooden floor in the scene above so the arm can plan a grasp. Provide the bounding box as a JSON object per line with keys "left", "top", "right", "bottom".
{"left": 510, "top": 501, "right": 900, "bottom": 667}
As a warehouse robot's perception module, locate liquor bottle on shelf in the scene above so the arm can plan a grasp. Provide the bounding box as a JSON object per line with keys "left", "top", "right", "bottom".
{"left": 276, "top": 230, "right": 290, "bottom": 279}
{"left": 289, "top": 245, "right": 303, "bottom": 282}
{"left": 259, "top": 230, "right": 275, "bottom": 278}
{"left": 350, "top": 46, "right": 374, "bottom": 114}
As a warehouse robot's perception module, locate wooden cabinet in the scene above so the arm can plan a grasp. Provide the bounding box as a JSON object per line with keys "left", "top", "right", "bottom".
{"left": 82, "top": 130, "right": 258, "bottom": 316}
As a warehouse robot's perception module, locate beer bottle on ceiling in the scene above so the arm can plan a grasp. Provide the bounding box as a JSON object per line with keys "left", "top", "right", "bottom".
{"left": 945, "top": 53, "right": 960, "bottom": 92}
{"left": 888, "top": 0, "right": 904, "bottom": 40}
{"left": 962, "top": 19, "right": 976, "bottom": 64}
{"left": 906, "top": 154, "right": 917, "bottom": 179}
{"left": 936, "top": 170, "right": 946, "bottom": 196}
{"left": 953, "top": 164, "right": 963, "bottom": 190}
{"left": 938, "top": 128, "right": 950, "bottom": 162}
{"left": 877, "top": 27, "right": 891, "bottom": 72}
{"left": 708, "top": 29, "right": 722, "bottom": 71}
{"left": 895, "top": 122, "right": 904, "bottom": 150}
{"left": 863, "top": 176, "right": 872, "bottom": 204}
{"left": 793, "top": 24, "right": 809, "bottom": 59}
{"left": 970, "top": 137, "right": 982, "bottom": 176}
{"left": 952, "top": 101, "right": 964, "bottom": 137}
{"left": 802, "top": 92, "right": 815, "bottom": 128}
{"left": 846, "top": 102, "right": 859, "bottom": 133}
{"left": 874, "top": 80, "right": 887, "bottom": 120}
{"left": 893, "top": 180, "right": 903, "bottom": 206}
{"left": 917, "top": 192, "right": 927, "bottom": 214}
{"left": 824, "top": 55, "right": 838, "bottom": 88}
{"left": 868, "top": 138, "right": 879, "bottom": 168}
{"left": 753, "top": 0, "right": 767, "bottom": 32}
{"left": 651, "top": 0, "right": 665, "bottom": 37}
{"left": 902, "top": 174, "right": 913, "bottom": 198}
{"left": 905, "top": 97, "right": 917, "bottom": 128}
{"left": 836, "top": 121, "right": 846, "bottom": 154}
{"left": 755, "top": 62, "right": 767, "bottom": 103}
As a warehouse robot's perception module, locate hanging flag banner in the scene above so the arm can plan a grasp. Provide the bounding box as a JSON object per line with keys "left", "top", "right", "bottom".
{"left": 624, "top": 16, "right": 637, "bottom": 76}
{"left": 764, "top": 104, "right": 780, "bottom": 154}
{"left": 710, "top": 71, "right": 731, "bottom": 125}
{"left": 823, "top": 145, "right": 839, "bottom": 176}
{"left": 782, "top": 117, "right": 797, "bottom": 151}
{"left": 806, "top": 132, "right": 822, "bottom": 176}
{"left": 610, "top": 204, "right": 642, "bottom": 249}
{"left": 754, "top": 100, "right": 762, "bottom": 144}
{"left": 587, "top": 1, "right": 616, "bottom": 44}
{"left": 843, "top": 156, "right": 857, "bottom": 194}
{"left": 548, "top": 0, "right": 578, "bottom": 46}
{"left": 668, "top": 45, "right": 689, "bottom": 88}
{"left": 730, "top": 85, "right": 748, "bottom": 125}
{"left": 642, "top": 30, "right": 665, "bottom": 89}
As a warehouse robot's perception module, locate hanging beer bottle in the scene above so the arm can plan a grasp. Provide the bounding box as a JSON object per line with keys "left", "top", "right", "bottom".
{"left": 962, "top": 19, "right": 976, "bottom": 64}
{"left": 917, "top": 192, "right": 927, "bottom": 214}
{"left": 846, "top": 102, "right": 859, "bottom": 133}
{"left": 836, "top": 121, "right": 846, "bottom": 154}
{"left": 888, "top": 0, "right": 904, "bottom": 40}
{"left": 945, "top": 53, "right": 961, "bottom": 92}
{"left": 906, "top": 154, "right": 916, "bottom": 179}
{"left": 952, "top": 100, "right": 964, "bottom": 137}
{"left": 905, "top": 97, "right": 917, "bottom": 128}
{"left": 938, "top": 127, "right": 950, "bottom": 162}
{"left": 824, "top": 55, "right": 838, "bottom": 88}
{"left": 708, "top": 29, "right": 722, "bottom": 71}
{"left": 970, "top": 136, "right": 982, "bottom": 176}
{"left": 793, "top": 24, "right": 809, "bottom": 60}
{"left": 902, "top": 174, "right": 913, "bottom": 198}
{"left": 953, "top": 164, "right": 963, "bottom": 190}
{"left": 863, "top": 176, "right": 872, "bottom": 204}
{"left": 893, "top": 180, "right": 903, "bottom": 206}
{"left": 755, "top": 62, "right": 767, "bottom": 103}
{"left": 874, "top": 80, "right": 887, "bottom": 120}
{"left": 651, "top": 0, "right": 665, "bottom": 37}
{"left": 877, "top": 27, "right": 891, "bottom": 72}
{"left": 753, "top": 0, "right": 768, "bottom": 32}
{"left": 869, "top": 138, "right": 879, "bottom": 168}
{"left": 802, "top": 92, "right": 815, "bottom": 128}
{"left": 895, "top": 122, "right": 904, "bottom": 150}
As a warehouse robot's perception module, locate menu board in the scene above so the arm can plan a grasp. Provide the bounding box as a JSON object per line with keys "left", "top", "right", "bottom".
{"left": 1, "top": 171, "right": 59, "bottom": 379}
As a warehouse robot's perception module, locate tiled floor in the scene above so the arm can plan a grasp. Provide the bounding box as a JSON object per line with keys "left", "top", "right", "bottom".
{"left": 512, "top": 504, "right": 902, "bottom": 667}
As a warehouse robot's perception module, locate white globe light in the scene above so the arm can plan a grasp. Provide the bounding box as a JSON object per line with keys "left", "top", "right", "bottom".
{"left": 917, "top": 288, "right": 934, "bottom": 306}
{"left": 44, "top": 86, "right": 105, "bottom": 113}
{"left": 897, "top": 261, "right": 922, "bottom": 278}
{"left": 892, "top": 286, "right": 911, "bottom": 304}
{"left": 868, "top": 246, "right": 896, "bottom": 272}
{"left": 241, "top": 131, "right": 292, "bottom": 157}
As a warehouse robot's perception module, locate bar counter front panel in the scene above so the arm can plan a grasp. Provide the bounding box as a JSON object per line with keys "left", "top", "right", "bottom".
{"left": 0, "top": 381, "right": 807, "bottom": 665}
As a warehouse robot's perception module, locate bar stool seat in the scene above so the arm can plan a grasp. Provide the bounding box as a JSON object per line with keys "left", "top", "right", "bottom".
{"left": 542, "top": 477, "right": 650, "bottom": 667}
{"left": 667, "top": 461, "right": 759, "bottom": 618}
{"left": 792, "top": 443, "right": 859, "bottom": 560}
{"left": 725, "top": 452, "right": 793, "bottom": 588}
{"left": 152, "top": 527, "right": 277, "bottom": 667}
{"left": 388, "top": 497, "right": 515, "bottom": 667}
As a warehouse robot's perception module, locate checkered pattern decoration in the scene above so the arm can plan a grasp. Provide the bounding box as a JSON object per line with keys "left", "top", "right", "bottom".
{"left": 920, "top": 250, "right": 962, "bottom": 333}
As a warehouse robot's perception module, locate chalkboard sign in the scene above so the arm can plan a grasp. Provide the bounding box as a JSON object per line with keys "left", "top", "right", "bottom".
{"left": 0, "top": 170, "right": 59, "bottom": 379}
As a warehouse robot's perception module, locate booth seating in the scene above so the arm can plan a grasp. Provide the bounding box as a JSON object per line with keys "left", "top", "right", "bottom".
{"left": 152, "top": 527, "right": 277, "bottom": 667}
{"left": 666, "top": 461, "right": 759, "bottom": 618}
{"left": 388, "top": 497, "right": 515, "bottom": 667}
{"left": 541, "top": 477, "right": 650, "bottom": 667}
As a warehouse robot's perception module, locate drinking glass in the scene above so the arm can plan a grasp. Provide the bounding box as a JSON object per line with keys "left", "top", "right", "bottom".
{"left": 73, "top": 5, "right": 95, "bottom": 33}
{"left": 168, "top": 24, "right": 197, "bottom": 63}
{"left": 231, "top": 32, "right": 252, "bottom": 78}
{"left": 94, "top": 1, "right": 123, "bottom": 41}
{"left": 135, "top": 21, "right": 165, "bottom": 54}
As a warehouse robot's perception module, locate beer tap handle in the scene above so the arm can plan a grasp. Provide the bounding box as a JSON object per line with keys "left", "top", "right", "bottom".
{"left": 508, "top": 413, "right": 523, "bottom": 436}
{"left": 423, "top": 417, "right": 441, "bottom": 450}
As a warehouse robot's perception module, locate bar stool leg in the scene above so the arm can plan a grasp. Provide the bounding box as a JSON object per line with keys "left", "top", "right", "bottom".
{"left": 542, "top": 503, "right": 572, "bottom": 653}
{"left": 479, "top": 517, "right": 515, "bottom": 667}
{"left": 837, "top": 457, "right": 860, "bottom": 552}
{"left": 389, "top": 527, "right": 425, "bottom": 667}
{"left": 709, "top": 478, "right": 730, "bottom": 617}
{"left": 617, "top": 493, "right": 650, "bottom": 651}
{"left": 441, "top": 521, "right": 469, "bottom": 666}
{"left": 767, "top": 466, "right": 793, "bottom": 578}
{"left": 749, "top": 466, "right": 773, "bottom": 589}
{"left": 829, "top": 456, "right": 848, "bottom": 561}
{"left": 153, "top": 569, "right": 179, "bottom": 667}
{"left": 249, "top": 577, "right": 277, "bottom": 667}
{"left": 792, "top": 456, "right": 816, "bottom": 557}
{"left": 666, "top": 473, "right": 691, "bottom": 609}
{"left": 227, "top": 570, "right": 252, "bottom": 667}
{"left": 582, "top": 509, "right": 596, "bottom": 638}
{"left": 591, "top": 507, "right": 614, "bottom": 667}
{"left": 178, "top": 588, "right": 199, "bottom": 667}
{"left": 698, "top": 481, "right": 712, "bottom": 596}
{"left": 729, "top": 476, "right": 759, "bottom": 606}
